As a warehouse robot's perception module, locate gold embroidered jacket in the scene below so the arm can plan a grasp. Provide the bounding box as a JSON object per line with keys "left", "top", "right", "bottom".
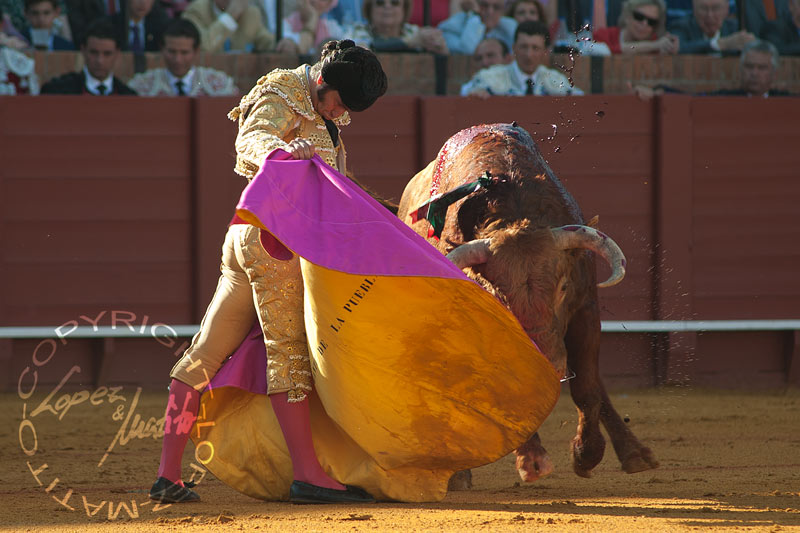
{"left": 228, "top": 65, "right": 350, "bottom": 180}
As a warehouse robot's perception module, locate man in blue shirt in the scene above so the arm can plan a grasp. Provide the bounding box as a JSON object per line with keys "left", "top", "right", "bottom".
{"left": 439, "top": 0, "right": 517, "bottom": 54}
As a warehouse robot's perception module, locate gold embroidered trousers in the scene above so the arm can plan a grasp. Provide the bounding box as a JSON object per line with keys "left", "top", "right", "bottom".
{"left": 170, "top": 224, "right": 312, "bottom": 401}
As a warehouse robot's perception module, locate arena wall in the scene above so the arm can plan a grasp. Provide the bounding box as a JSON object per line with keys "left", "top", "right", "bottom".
{"left": 1, "top": 94, "right": 798, "bottom": 391}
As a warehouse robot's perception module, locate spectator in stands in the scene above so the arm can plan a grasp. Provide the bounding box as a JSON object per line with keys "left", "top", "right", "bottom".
{"left": 182, "top": 0, "right": 275, "bottom": 53}
{"left": 714, "top": 39, "right": 791, "bottom": 95}
{"left": 40, "top": 18, "right": 136, "bottom": 94}
{"left": 283, "top": 0, "right": 345, "bottom": 54}
{"left": 632, "top": 40, "right": 793, "bottom": 97}
{"left": 348, "top": 0, "right": 448, "bottom": 53}
{"left": 22, "top": 0, "right": 75, "bottom": 50}
{"left": 507, "top": 0, "right": 547, "bottom": 24}
{"left": 111, "top": 0, "right": 170, "bottom": 53}
{"left": 161, "top": 0, "right": 190, "bottom": 18}
{"left": 409, "top": 0, "right": 451, "bottom": 26}
{"left": 1, "top": 7, "right": 40, "bottom": 94}
{"left": 128, "top": 18, "right": 238, "bottom": 95}
{"left": 438, "top": 0, "right": 517, "bottom": 54}
{"left": 1, "top": 0, "right": 27, "bottom": 35}
{"left": 760, "top": 0, "right": 800, "bottom": 55}
{"left": 593, "top": 0, "right": 679, "bottom": 53}
{"left": 668, "top": 0, "right": 755, "bottom": 53}
{"left": 742, "top": 0, "right": 789, "bottom": 37}
{"left": 471, "top": 36, "right": 511, "bottom": 71}
{"left": 66, "top": 0, "right": 113, "bottom": 48}
{"left": 327, "top": 0, "right": 364, "bottom": 27}
{"left": 1, "top": 6, "right": 31, "bottom": 50}
{"left": 461, "top": 20, "right": 583, "bottom": 96}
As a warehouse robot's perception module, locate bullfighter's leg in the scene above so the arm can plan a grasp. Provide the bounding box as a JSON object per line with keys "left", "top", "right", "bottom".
{"left": 514, "top": 432, "right": 554, "bottom": 482}
{"left": 237, "top": 225, "right": 347, "bottom": 492}
{"left": 154, "top": 225, "right": 260, "bottom": 502}
{"left": 564, "top": 302, "right": 607, "bottom": 477}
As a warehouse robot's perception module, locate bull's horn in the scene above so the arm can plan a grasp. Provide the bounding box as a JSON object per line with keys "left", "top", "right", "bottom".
{"left": 446, "top": 239, "right": 492, "bottom": 269}
{"left": 551, "top": 225, "right": 627, "bottom": 288}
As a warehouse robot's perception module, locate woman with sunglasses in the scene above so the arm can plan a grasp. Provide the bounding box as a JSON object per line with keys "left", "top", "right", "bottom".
{"left": 347, "top": 0, "right": 448, "bottom": 53}
{"left": 592, "top": 0, "right": 679, "bottom": 54}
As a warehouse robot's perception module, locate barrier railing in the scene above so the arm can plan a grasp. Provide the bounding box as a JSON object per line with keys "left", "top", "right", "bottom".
{"left": 3, "top": 320, "right": 799, "bottom": 338}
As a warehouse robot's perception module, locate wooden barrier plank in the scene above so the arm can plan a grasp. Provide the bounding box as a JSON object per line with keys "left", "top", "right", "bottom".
{"left": 340, "top": 95, "right": 421, "bottom": 202}
{"left": 191, "top": 97, "right": 244, "bottom": 321}
{"left": 690, "top": 98, "right": 800, "bottom": 322}
{"left": 656, "top": 95, "right": 696, "bottom": 384}
{"left": 0, "top": 97, "right": 193, "bottom": 327}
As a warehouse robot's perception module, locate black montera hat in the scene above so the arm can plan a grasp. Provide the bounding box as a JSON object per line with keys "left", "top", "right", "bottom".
{"left": 320, "top": 40, "right": 388, "bottom": 112}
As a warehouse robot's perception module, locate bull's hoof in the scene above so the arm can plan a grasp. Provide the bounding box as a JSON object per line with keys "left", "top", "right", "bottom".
{"left": 447, "top": 470, "right": 473, "bottom": 491}
{"left": 570, "top": 433, "right": 605, "bottom": 478}
{"left": 621, "top": 447, "right": 660, "bottom": 474}
{"left": 515, "top": 450, "right": 554, "bottom": 482}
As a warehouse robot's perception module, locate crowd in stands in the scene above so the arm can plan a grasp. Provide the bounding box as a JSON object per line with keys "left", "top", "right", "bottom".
{"left": 1, "top": 0, "right": 798, "bottom": 96}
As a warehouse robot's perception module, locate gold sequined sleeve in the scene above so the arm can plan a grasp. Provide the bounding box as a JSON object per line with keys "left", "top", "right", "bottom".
{"left": 234, "top": 93, "right": 299, "bottom": 178}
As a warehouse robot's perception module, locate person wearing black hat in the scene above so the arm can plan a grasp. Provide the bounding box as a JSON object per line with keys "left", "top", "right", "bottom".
{"left": 150, "top": 39, "right": 387, "bottom": 505}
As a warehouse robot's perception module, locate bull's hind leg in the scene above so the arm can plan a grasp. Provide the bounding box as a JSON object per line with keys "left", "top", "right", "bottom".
{"left": 565, "top": 304, "right": 607, "bottom": 477}
{"left": 599, "top": 392, "right": 659, "bottom": 473}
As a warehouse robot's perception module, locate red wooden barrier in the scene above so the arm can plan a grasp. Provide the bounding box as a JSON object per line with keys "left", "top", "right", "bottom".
{"left": 1, "top": 94, "right": 799, "bottom": 390}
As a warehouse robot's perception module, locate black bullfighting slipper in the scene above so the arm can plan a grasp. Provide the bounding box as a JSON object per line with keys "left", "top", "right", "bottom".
{"left": 289, "top": 480, "right": 376, "bottom": 504}
{"left": 149, "top": 477, "right": 200, "bottom": 503}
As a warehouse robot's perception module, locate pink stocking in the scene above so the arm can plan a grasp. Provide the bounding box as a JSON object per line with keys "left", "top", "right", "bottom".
{"left": 270, "top": 392, "right": 345, "bottom": 490}
{"left": 157, "top": 379, "right": 200, "bottom": 485}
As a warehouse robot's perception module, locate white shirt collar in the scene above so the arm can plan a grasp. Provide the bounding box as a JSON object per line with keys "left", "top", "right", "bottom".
{"left": 166, "top": 67, "right": 196, "bottom": 95}
{"left": 83, "top": 66, "right": 114, "bottom": 95}
{"left": 511, "top": 60, "right": 538, "bottom": 88}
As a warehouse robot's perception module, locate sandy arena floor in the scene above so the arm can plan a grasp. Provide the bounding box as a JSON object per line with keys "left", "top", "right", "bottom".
{"left": 1, "top": 386, "right": 798, "bottom": 532}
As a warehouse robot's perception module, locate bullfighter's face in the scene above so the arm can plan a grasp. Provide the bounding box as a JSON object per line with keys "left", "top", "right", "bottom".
{"left": 313, "top": 84, "right": 349, "bottom": 121}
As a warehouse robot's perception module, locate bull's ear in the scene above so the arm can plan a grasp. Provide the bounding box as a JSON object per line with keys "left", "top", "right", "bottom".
{"left": 586, "top": 215, "right": 599, "bottom": 228}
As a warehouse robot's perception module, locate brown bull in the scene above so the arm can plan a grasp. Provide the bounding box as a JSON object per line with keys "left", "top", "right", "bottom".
{"left": 397, "top": 123, "right": 658, "bottom": 484}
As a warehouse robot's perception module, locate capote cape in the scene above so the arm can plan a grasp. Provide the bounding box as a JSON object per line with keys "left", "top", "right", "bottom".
{"left": 191, "top": 150, "right": 561, "bottom": 502}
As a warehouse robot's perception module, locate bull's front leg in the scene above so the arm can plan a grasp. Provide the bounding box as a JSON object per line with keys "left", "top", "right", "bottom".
{"left": 565, "top": 303, "right": 607, "bottom": 477}
{"left": 514, "top": 432, "right": 554, "bottom": 482}
{"left": 566, "top": 302, "right": 658, "bottom": 476}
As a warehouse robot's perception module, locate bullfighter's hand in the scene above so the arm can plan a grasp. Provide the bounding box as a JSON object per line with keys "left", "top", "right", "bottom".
{"left": 287, "top": 138, "right": 316, "bottom": 160}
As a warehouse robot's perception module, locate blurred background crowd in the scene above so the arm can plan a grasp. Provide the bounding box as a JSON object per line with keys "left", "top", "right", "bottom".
{"left": 1, "top": 0, "right": 797, "bottom": 96}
